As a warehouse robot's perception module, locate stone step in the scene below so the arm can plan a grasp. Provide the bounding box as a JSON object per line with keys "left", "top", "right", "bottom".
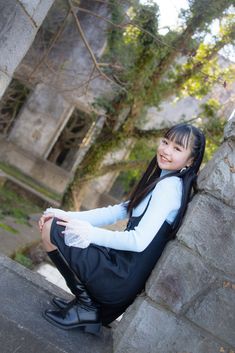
{"left": 0, "top": 254, "right": 113, "bottom": 353}
{"left": 0, "top": 169, "right": 61, "bottom": 207}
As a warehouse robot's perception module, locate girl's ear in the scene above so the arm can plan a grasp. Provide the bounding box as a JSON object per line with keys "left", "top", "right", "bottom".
{"left": 186, "top": 157, "right": 194, "bottom": 168}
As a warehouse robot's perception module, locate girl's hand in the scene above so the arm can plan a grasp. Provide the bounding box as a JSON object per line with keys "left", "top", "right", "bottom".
{"left": 56, "top": 217, "right": 92, "bottom": 249}
{"left": 38, "top": 208, "right": 68, "bottom": 232}
{"left": 38, "top": 213, "right": 54, "bottom": 232}
{"left": 44, "top": 207, "right": 68, "bottom": 219}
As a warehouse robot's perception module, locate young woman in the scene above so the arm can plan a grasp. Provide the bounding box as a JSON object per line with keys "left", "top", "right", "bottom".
{"left": 39, "top": 123, "right": 205, "bottom": 334}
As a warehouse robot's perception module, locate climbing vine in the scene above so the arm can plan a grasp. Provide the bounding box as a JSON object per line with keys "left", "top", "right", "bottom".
{"left": 62, "top": 0, "right": 235, "bottom": 208}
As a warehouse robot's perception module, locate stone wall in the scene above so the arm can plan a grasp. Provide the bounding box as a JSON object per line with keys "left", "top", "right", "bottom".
{"left": 0, "top": 0, "right": 117, "bottom": 200}
{"left": 113, "top": 116, "right": 235, "bottom": 353}
{"left": 0, "top": 0, "right": 55, "bottom": 98}
{"left": 15, "top": 0, "right": 112, "bottom": 109}
{"left": 9, "top": 83, "right": 74, "bottom": 158}
{"left": 0, "top": 138, "right": 70, "bottom": 194}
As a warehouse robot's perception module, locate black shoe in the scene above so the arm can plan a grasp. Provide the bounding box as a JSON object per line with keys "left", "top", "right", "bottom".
{"left": 43, "top": 302, "right": 101, "bottom": 334}
{"left": 52, "top": 296, "right": 76, "bottom": 310}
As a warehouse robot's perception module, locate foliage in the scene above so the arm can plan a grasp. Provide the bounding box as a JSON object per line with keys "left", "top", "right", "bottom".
{"left": 0, "top": 183, "right": 41, "bottom": 225}
{"left": 16, "top": 0, "right": 233, "bottom": 208}
{"left": 13, "top": 252, "right": 34, "bottom": 269}
{"left": 0, "top": 79, "right": 30, "bottom": 136}
{"left": 117, "top": 139, "right": 156, "bottom": 194}
{"left": 0, "top": 222, "right": 18, "bottom": 234}
{"left": 198, "top": 99, "right": 226, "bottom": 162}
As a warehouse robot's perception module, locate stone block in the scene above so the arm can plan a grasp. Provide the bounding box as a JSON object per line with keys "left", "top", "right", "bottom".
{"left": 0, "top": 139, "right": 70, "bottom": 194}
{"left": 177, "top": 194, "right": 235, "bottom": 277}
{"left": 0, "top": 70, "right": 12, "bottom": 98}
{"left": 114, "top": 297, "right": 231, "bottom": 353}
{"left": 18, "top": 0, "right": 55, "bottom": 27}
{"left": 146, "top": 242, "right": 215, "bottom": 313}
{"left": 224, "top": 116, "right": 235, "bottom": 141}
{"left": 0, "top": 0, "right": 54, "bottom": 79}
{"left": 9, "top": 84, "right": 73, "bottom": 157}
{"left": 0, "top": 1, "right": 35, "bottom": 75}
{"left": 197, "top": 141, "right": 235, "bottom": 207}
{"left": 186, "top": 283, "right": 235, "bottom": 347}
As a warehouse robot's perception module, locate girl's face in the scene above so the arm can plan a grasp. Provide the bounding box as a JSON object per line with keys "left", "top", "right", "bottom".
{"left": 157, "top": 137, "right": 193, "bottom": 171}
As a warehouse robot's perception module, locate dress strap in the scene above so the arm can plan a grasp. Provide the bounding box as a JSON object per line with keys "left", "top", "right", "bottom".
{"left": 140, "top": 195, "right": 152, "bottom": 218}
{"left": 126, "top": 195, "right": 152, "bottom": 231}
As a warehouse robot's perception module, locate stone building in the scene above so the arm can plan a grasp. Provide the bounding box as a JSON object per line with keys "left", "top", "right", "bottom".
{"left": 0, "top": 0, "right": 234, "bottom": 209}
{"left": 0, "top": 1, "right": 113, "bottom": 202}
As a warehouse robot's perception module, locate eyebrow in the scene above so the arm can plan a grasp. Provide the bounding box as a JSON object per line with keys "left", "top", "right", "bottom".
{"left": 166, "top": 138, "right": 186, "bottom": 149}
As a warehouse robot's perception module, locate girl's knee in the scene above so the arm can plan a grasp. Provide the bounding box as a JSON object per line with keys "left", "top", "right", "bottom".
{"left": 41, "top": 218, "right": 53, "bottom": 244}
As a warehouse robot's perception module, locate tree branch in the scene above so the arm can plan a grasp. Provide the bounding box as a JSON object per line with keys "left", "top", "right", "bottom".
{"left": 67, "top": 0, "right": 126, "bottom": 91}
{"left": 80, "top": 159, "right": 148, "bottom": 182}
{"left": 131, "top": 126, "right": 166, "bottom": 139}
{"left": 28, "top": 9, "right": 71, "bottom": 80}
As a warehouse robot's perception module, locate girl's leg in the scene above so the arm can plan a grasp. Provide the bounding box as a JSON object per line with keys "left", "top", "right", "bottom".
{"left": 41, "top": 218, "right": 94, "bottom": 301}
{"left": 40, "top": 218, "right": 101, "bottom": 333}
{"left": 41, "top": 218, "right": 57, "bottom": 252}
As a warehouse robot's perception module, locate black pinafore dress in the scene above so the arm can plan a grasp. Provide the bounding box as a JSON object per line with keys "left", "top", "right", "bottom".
{"left": 50, "top": 200, "right": 173, "bottom": 325}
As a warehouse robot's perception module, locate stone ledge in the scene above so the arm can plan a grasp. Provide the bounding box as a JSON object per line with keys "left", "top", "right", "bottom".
{"left": 0, "top": 254, "right": 113, "bottom": 353}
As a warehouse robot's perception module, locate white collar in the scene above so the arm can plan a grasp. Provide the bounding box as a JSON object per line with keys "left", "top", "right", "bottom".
{"left": 160, "top": 169, "right": 175, "bottom": 177}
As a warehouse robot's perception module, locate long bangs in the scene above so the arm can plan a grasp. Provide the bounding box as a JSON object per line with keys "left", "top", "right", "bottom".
{"left": 164, "top": 124, "right": 193, "bottom": 149}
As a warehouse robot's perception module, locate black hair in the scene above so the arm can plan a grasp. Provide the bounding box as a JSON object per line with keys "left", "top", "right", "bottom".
{"left": 126, "top": 123, "right": 206, "bottom": 238}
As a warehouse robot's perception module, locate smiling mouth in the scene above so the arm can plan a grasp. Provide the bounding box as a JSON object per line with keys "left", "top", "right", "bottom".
{"left": 160, "top": 155, "right": 170, "bottom": 162}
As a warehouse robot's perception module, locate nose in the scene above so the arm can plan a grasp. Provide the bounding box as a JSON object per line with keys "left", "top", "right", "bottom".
{"left": 162, "top": 144, "right": 171, "bottom": 156}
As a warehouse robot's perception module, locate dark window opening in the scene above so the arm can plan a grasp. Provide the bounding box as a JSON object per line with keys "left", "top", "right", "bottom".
{"left": 0, "top": 79, "right": 31, "bottom": 136}
{"left": 47, "top": 108, "right": 93, "bottom": 170}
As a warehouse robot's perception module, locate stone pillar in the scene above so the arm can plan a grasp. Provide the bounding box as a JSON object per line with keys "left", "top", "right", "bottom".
{"left": 113, "top": 116, "right": 235, "bottom": 353}
{"left": 9, "top": 83, "right": 74, "bottom": 158}
{"left": 0, "top": 0, "right": 55, "bottom": 98}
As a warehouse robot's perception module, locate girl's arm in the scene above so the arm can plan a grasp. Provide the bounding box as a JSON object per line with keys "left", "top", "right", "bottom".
{"left": 67, "top": 203, "right": 128, "bottom": 226}
{"left": 45, "top": 202, "right": 128, "bottom": 227}
{"left": 62, "top": 177, "right": 182, "bottom": 251}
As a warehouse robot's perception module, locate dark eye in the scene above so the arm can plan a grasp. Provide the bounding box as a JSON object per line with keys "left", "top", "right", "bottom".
{"left": 174, "top": 146, "right": 181, "bottom": 151}
{"left": 162, "top": 139, "right": 168, "bottom": 145}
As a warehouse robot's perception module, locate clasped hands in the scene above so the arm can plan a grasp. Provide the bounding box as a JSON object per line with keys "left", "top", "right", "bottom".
{"left": 38, "top": 208, "right": 92, "bottom": 249}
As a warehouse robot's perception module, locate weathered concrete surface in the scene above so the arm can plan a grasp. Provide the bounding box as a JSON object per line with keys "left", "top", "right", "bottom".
{"left": 0, "top": 71, "right": 12, "bottom": 98}
{"left": 0, "top": 0, "right": 55, "bottom": 98}
{"left": 146, "top": 242, "right": 216, "bottom": 314}
{"left": 224, "top": 115, "right": 235, "bottom": 140}
{"left": 177, "top": 194, "right": 235, "bottom": 276}
{"left": 0, "top": 215, "right": 41, "bottom": 257}
{"left": 16, "top": 0, "right": 113, "bottom": 110}
{"left": 114, "top": 297, "right": 233, "bottom": 353}
{"left": 18, "top": 0, "right": 55, "bottom": 27}
{"left": 197, "top": 140, "right": 235, "bottom": 207}
{"left": 9, "top": 83, "right": 74, "bottom": 158}
{"left": 186, "top": 284, "right": 235, "bottom": 347}
{"left": 0, "top": 138, "right": 70, "bottom": 194}
{"left": 0, "top": 254, "right": 113, "bottom": 353}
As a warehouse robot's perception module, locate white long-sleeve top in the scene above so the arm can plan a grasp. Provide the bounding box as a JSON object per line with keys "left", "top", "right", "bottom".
{"left": 64, "top": 173, "right": 182, "bottom": 252}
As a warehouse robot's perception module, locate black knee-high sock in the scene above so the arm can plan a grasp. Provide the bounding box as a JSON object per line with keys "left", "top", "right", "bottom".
{"left": 47, "top": 249, "right": 96, "bottom": 306}
{"left": 47, "top": 249, "right": 81, "bottom": 295}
